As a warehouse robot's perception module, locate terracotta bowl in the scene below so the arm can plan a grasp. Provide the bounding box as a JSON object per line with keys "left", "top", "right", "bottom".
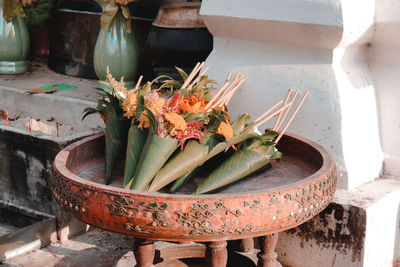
{"left": 51, "top": 133, "right": 336, "bottom": 242}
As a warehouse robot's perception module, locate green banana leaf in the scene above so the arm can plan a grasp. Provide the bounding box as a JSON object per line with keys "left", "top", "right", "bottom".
{"left": 148, "top": 139, "right": 209, "bottom": 192}
{"left": 104, "top": 116, "right": 129, "bottom": 185}
{"left": 148, "top": 115, "right": 256, "bottom": 192}
{"left": 195, "top": 131, "right": 281, "bottom": 194}
{"left": 195, "top": 145, "right": 280, "bottom": 194}
{"left": 130, "top": 134, "right": 179, "bottom": 191}
{"left": 170, "top": 166, "right": 201, "bottom": 193}
{"left": 123, "top": 123, "right": 147, "bottom": 188}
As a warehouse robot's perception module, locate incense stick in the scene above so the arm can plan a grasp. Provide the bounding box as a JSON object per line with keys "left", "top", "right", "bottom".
{"left": 275, "top": 90, "right": 309, "bottom": 143}
{"left": 273, "top": 89, "right": 292, "bottom": 130}
{"left": 134, "top": 75, "right": 143, "bottom": 91}
{"left": 254, "top": 102, "right": 292, "bottom": 128}
{"left": 182, "top": 62, "right": 204, "bottom": 89}
{"left": 205, "top": 81, "right": 231, "bottom": 110}
{"left": 220, "top": 77, "right": 245, "bottom": 106}
{"left": 188, "top": 66, "right": 210, "bottom": 90}
{"left": 5, "top": 109, "right": 8, "bottom": 126}
{"left": 211, "top": 74, "right": 242, "bottom": 108}
{"left": 253, "top": 100, "right": 284, "bottom": 124}
{"left": 276, "top": 90, "right": 299, "bottom": 131}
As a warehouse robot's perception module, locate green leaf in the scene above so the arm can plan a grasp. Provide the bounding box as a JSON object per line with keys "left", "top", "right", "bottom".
{"left": 204, "top": 134, "right": 225, "bottom": 153}
{"left": 184, "top": 113, "right": 208, "bottom": 122}
{"left": 159, "top": 80, "right": 182, "bottom": 91}
{"left": 175, "top": 67, "right": 188, "bottom": 82}
{"left": 130, "top": 134, "right": 179, "bottom": 191}
{"left": 170, "top": 166, "right": 201, "bottom": 193}
{"left": 148, "top": 140, "right": 209, "bottom": 192}
{"left": 82, "top": 107, "right": 98, "bottom": 121}
{"left": 261, "top": 130, "right": 279, "bottom": 141}
{"left": 195, "top": 148, "right": 272, "bottom": 194}
{"left": 104, "top": 116, "right": 129, "bottom": 185}
{"left": 123, "top": 124, "right": 147, "bottom": 188}
{"left": 231, "top": 114, "right": 252, "bottom": 135}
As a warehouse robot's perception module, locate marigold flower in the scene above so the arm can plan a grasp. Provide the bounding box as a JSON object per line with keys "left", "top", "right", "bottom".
{"left": 122, "top": 91, "right": 138, "bottom": 118}
{"left": 138, "top": 96, "right": 166, "bottom": 129}
{"left": 164, "top": 112, "right": 187, "bottom": 133}
{"left": 179, "top": 98, "right": 205, "bottom": 113}
{"left": 217, "top": 122, "right": 233, "bottom": 140}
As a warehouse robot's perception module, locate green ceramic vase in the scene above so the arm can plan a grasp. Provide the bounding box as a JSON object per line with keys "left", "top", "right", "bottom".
{"left": 94, "top": 5, "right": 138, "bottom": 88}
{"left": 0, "top": 0, "right": 29, "bottom": 74}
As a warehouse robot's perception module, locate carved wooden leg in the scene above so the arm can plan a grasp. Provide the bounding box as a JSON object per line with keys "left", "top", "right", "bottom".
{"left": 206, "top": 240, "right": 228, "bottom": 267}
{"left": 257, "top": 233, "right": 279, "bottom": 267}
{"left": 133, "top": 239, "right": 155, "bottom": 267}
{"left": 240, "top": 238, "right": 254, "bottom": 252}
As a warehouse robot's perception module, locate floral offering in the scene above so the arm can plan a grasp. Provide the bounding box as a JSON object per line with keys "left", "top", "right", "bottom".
{"left": 83, "top": 62, "right": 309, "bottom": 194}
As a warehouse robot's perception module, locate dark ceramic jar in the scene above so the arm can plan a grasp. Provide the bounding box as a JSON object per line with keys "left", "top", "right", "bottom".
{"left": 146, "top": 2, "right": 213, "bottom": 71}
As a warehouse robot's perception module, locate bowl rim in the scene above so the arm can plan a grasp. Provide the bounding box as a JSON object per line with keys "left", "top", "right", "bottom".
{"left": 54, "top": 131, "right": 335, "bottom": 200}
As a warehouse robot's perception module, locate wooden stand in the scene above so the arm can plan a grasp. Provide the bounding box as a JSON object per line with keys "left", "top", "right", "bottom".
{"left": 257, "top": 233, "right": 280, "bottom": 267}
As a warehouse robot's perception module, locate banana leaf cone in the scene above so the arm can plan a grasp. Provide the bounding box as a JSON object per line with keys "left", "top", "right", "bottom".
{"left": 170, "top": 166, "right": 201, "bottom": 193}
{"left": 104, "top": 116, "right": 129, "bottom": 185}
{"left": 148, "top": 114, "right": 255, "bottom": 192}
{"left": 123, "top": 122, "right": 147, "bottom": 188}
{"left": 148, "top": 139, "right": 210, "bottom": 192}
{"left": 129, "top": 134, "right": 179, "bottom": 191}
{"left": 195, "top": 132, "right": 282, "bottom": 194}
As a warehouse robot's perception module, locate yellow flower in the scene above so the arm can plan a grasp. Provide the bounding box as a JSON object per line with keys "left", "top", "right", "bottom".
{"left": 217, "top": 122, "right": 233, "bottom": 140}
{"left": 138, "top": 96, "right": 166, "bottom": 129}
{"left": 164, "top": 112, "right": 187, "bottom": 132}
{"left": 122, "top": 91, "right": 138, "bottom": 118}
{"left": 106, "top": 67, "right": 127, "bottom": 98}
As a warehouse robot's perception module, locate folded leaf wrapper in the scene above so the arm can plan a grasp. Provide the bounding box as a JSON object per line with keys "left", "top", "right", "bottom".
{"left": 130, "top": 134, "right": 179, "bottom": 191}
{"left": 123, "top": 123, "right": 147, "bottom": 188}
{"left": 148, "top": 114, "right": 254, "bottom": 192}
{"left": 195, "top": 131, "right": 281, "bottom": 194}
{"left": 104, "top": 116, "right": 129, "bottom": 185}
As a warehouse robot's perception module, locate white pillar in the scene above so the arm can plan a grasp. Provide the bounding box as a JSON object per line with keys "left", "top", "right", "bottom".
{"left": 200, "top": 0, "right": 385, "bottom": 189}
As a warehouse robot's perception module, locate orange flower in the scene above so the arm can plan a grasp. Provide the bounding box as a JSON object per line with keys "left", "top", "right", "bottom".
{"left": 164, "top": 112, "right": 187, "bottom": 133}
{"left": 179, "top": 94, "right": 206, "bottom": 113}
{"left": 217, "top": 121, "right": 233, "bottom": 140}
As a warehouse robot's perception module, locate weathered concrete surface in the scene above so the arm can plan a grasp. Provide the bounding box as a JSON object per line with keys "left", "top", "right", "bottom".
{"left": 276, "top": 177, "right": 400, "bottom": 267}
{"left": 0, "top": 59, "right": 103, "bottom": 241}
{"left": 2, "top": 228, "right": 133, "bottom": 267}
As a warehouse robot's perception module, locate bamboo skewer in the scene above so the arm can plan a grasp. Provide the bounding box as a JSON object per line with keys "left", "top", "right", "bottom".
{"left": 225, "top": 72, "right": 232, "bottom": 83}
{"left": 134, "top": 75, "right": 143, "bottom": 91}
{"left": 254, "top": 102, "right": 292, "bottom": 128}
{"left": 181, "top": 62, "right": 200, "bottom": 89}
{"left": 220, "top": 77, "right": 245, "bottom": 106}
{"left": 205, "top": 81, "right": 231, "bottom": 110}
{"left": 275, "top": 90, "right": 309, "bottom": 143}
{"left": 211, "top": 74, "right": 243, "bottom": 109}
{"left": 188, "top": 66, "right": 210, "bottom": 90}
{"left": 273, "top": 89, "right": 292, "bottom": 130}
{"left": 253, "top": 100, "right": 284, "bottom": 124}
{"left": 205, "top": 73, "right": 241, "bottom": 111}
{"left": 275, "top": 90, "right": 299, "bottom": 131}
{"left": 181, "top": 62, "right": 204, "bottom": 89}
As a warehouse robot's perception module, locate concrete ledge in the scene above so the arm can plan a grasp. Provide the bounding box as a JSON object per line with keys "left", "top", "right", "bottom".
{"left": 276, "top": 177, "right": 400, "bottom": 267}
